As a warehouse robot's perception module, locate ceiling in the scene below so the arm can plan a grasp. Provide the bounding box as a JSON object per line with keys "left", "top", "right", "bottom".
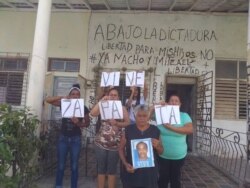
{"left": 0, "top": 0, "right": 248, "bottom": 13}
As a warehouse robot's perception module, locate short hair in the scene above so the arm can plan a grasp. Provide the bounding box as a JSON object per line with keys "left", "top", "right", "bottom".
{"left": 134, "top": 105, "right": 150, "bottom": 116}
{"left": 68, "top": 83, "right": 80, "bottom": 95}
{"left": 136, "top": 141, "right": 148, "bottom": 150}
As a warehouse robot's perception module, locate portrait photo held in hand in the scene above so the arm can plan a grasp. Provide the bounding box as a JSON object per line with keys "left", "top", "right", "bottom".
{"left": 131, "top": 138, "right": 154, "bottom": 169}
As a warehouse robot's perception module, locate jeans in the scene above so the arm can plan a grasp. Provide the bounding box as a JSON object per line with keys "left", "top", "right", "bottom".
{"left": 55, "top": 134, "right": 81, "bottom": 188}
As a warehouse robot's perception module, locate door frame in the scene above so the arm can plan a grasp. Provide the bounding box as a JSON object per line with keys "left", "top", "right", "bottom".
{"left": 166, "top": 76, "right": 197, "bottom": 152}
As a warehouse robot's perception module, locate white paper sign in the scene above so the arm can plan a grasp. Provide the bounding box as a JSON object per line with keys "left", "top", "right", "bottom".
{"left": 155, "top": 105, "right": 180, "bottom": 125}
{"left": 99, "top": 100, "right": 123, "bottom": 120}
{"left": 61, "top": 99, "right": 85, "bottom": 118}
{"left": 126, "top": 71, "right": 145, "bottom": 87}
{"left": 100, "top": 72, "right": 120, "bottom": 87}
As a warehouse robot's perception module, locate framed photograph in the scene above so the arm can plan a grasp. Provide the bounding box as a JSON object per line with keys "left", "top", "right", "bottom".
{"left": 131, "top": 138, "right": 155, "bottom": 169}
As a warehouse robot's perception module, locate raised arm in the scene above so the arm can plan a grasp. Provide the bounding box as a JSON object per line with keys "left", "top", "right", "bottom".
{"left": 46, "top": 96, "right": 65, "bottom": 106}
{"left": 143, "top": 83, "right": 148, "bottom": 101}
{"left": 125, "top": 86, "right": 135, "bottom": 108}
{"left": 89, "top": 102, "right": 100, "bottom": 117}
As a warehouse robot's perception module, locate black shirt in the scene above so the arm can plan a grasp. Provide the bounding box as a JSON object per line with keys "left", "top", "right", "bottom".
{"left": 61, "top": 106, "right": 89, "bottom": 137}
{"left": 121, "top": 124, "right": 160, "bottom": 188}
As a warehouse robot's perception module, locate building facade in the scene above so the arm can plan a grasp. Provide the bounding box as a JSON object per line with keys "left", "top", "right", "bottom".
{"left": 0, "top": 8, "right": 248, "bottom": 150}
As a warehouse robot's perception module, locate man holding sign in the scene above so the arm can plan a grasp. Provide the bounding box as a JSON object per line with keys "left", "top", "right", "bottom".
{"left": 150, "top": 94, "right": 193, "bottom": 188}
{"left": 90, "top": 88, "right": 130, "bottom": 188}
{"left": 46, "top": 84, "right": 90, "bottom": 188}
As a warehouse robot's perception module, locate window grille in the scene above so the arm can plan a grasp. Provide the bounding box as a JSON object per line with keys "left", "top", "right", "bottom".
{"left": 215, "top": 60, "right": 247, "bottom": 119}
{"left": 48, "top": 58, "right": 80, "bottom": 72}
{"left": 0, "top": 56, "right": 28, "bottom": 106}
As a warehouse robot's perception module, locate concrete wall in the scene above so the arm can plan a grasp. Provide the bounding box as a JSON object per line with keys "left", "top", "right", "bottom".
{"left": 0, "top": 10, "right": 248, "bottom": 135}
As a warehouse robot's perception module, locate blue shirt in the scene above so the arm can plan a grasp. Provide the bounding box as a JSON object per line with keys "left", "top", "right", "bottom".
{"left": 158, "top": 112, "right": 192, "bottom": 160}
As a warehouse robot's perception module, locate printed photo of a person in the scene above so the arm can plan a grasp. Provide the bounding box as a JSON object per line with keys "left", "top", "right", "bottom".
{"left": 131, "top": 138, "right": 154, "bottom": 168}
{"left": 136, "top": 141, "right": 148, "bottom": 161}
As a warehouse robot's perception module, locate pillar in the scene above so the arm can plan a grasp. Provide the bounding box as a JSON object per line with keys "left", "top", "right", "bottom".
{"left": 26, "top": 0, "right": 52, "bottom": 120}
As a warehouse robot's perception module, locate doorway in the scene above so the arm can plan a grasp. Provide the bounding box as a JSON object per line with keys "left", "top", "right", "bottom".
{"left": 166, "top": 77, "right": 196, "bottom": 152}
{"left": 50, "top": 76, "right": 78, "bottom": 120}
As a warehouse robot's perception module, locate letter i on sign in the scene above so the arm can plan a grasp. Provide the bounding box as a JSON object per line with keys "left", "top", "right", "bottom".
{"left": 100, "top": 72, "right": 120, "bottom": 87}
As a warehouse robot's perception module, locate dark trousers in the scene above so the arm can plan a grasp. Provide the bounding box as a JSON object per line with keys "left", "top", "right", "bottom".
{"left": 158, "top": 157, "right": 185, "bottom": 188}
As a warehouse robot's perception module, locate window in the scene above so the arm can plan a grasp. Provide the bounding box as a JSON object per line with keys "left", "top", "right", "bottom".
{"left": 215, "top": 60, "right": 247, "bottom": 119}
{"left": 0, "top": 57, "right": 28, "bottom": 106}
{"left": 48, "top": 58, "right": 80, "bottom": 72}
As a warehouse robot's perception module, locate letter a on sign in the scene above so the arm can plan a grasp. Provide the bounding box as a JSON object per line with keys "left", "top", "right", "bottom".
{"left": 155, "top": 105, "right": 180, "bottom": 125}
{"left": 61, "top": 99, "right": 85, "bottom": 118}
{"left": 99, "top": 100, "right": 123, "bottom": 120}
{"left": 100, "top": 72, "right": 120, "bottom": 87}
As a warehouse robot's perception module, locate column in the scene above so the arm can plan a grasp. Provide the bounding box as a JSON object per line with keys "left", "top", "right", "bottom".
{"left": 246, "top": 1, "right": 250, "bottom": 187}
{"left": 26, "top": 0, "right": 52, "bottom": 120}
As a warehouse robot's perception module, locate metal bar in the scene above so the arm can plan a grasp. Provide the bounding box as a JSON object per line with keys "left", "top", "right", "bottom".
{"left": 169, "top": 0, "right": 177, "bottom": 11}
{"left": 0, "top": 0, "right": 16, "bottom": 8}
{"left": 82, "top": 0, "right": 91, "bottom": 10}
{"left": 103, "top": 0, "right": 111, "bottom": 10}
{"left": 126, "top": 0, "right": 131, "bottom": 10}
{"left": 188, "top": 0, "right": 200, "bottom": 11}
{"left": 148, "top": 0, "right": 152, "bottom": 11}
{"left": 207, "top": 0, "right": 227, "bottom": 12}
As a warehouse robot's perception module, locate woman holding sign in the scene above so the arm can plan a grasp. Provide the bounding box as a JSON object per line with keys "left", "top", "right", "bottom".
{"left": 119, "top": 105, "right": 163, "bottom": 188}
{"left": 125, "top": 84, "right": 148, "bottom": 125}
{"left": 90, "top": 88, "right": 130, "bottom": 188}
{"left": 156, "top": 94, "right": 193, "bottom": 188}
{"left": 46, "top": 84, "right": 90, "bottom": 188}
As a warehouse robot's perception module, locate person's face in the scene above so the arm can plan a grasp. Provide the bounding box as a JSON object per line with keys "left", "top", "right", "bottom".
{"left": 135, "top": 110, "right": 149, "bottom": 127}
{"left": 133, "top": 88, "right": 139, "bottom": 97}
{"left": 137, "top": 143, "right": 148, "bottom": 160}
{"left": 108, "top": 89, "right": 119, "bottom": 100}
{"left": 69, "top": 89, "right": 80, "bottom": 99}
{"left": 168, "top": 95, "right": 181, "bottom": 106}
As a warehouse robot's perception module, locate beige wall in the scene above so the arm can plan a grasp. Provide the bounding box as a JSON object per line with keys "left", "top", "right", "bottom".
{"left": 215, "top": 14, "right": 247, "bottom": 59}
{"left": 0, "top": 11, "right": 247, "bottom": 70}
{"left": 0, "top": 11, "right": 248, "bottom": 128}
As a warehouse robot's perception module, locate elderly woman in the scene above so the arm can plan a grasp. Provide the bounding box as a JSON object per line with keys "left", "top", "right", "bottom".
{"left": 46, "top": 84, "right": 90, "bottom": 188}
{"left": 90, "top": 88, "right": 130, "bottom": 188}
{"left": 119, "top": 105, "right": 163, "bottom": 188}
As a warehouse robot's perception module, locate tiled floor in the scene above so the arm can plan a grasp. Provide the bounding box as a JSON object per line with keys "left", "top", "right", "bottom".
{"left": 182, "top": 155, "right": 239, "bottom": 188}
{"left": 36, "top": 153, "right": 240, "bottom": 188}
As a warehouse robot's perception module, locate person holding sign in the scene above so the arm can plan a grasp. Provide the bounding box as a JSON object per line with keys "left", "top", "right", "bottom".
{"left": 46, "top": 84, "right": 90, "bottom": 188}
{"left": 89, "top": 88, "right": 130, "bottom": 188}
{"left": 125, "top": 85, "right": 148, "bottom": 125}
{"left": 154, "top": 94, "right": 193, "bottom": 188}
{"left": 119, "top": 105, "right": 163, "bottom": 188}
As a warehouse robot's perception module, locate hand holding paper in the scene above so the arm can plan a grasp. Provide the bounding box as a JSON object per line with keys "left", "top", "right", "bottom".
{"left": 99, "top": 100, "right": 123, "bottom": 120}
{"left": 61, "top": 99, "right": 85, "bottom": 118}
{"left": 154, "top": 105, "right": 180, "bottom": 125}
